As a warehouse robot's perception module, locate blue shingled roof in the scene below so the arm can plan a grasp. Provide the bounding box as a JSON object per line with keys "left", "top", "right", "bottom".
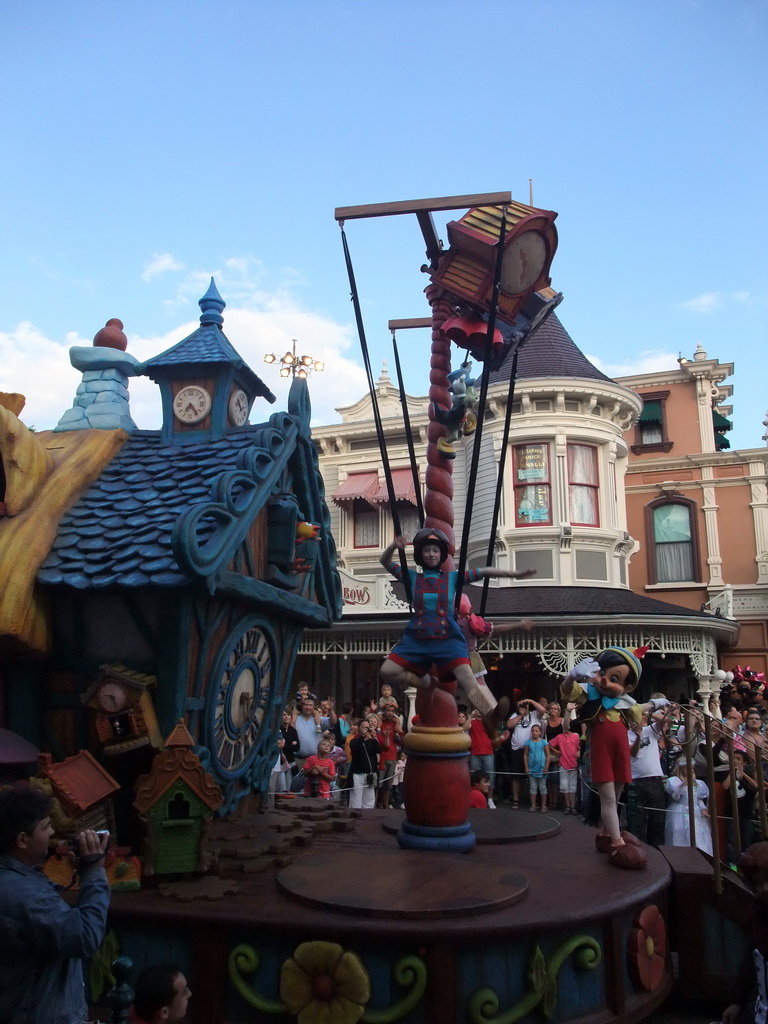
{"left": 38, "top": 428, "right": 268, "bottom": 588}
{"left": 141, "top": 322, "right": 275, "bottom": 402}
{"left": 143, "top": 322, "right": 242, "bottom": 370}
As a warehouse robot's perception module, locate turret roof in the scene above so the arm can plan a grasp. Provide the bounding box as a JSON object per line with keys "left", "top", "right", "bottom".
{"left": 489, "top": 313, "right": 612, "bottom": 385}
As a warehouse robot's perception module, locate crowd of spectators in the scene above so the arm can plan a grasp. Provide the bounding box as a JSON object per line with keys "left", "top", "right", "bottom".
{"left": 272, "top": 673, "right": 768, "bottom": 862}
{"left": 270, "top": 681, "right": 408, "bottom": 809}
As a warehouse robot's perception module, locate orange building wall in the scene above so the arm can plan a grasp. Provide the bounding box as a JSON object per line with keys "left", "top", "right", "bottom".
{"left": 716, "top": 481, "right": 757, "bottom": 583}
{"left": 664, "top": 387, "right": 704, "bottom": 456}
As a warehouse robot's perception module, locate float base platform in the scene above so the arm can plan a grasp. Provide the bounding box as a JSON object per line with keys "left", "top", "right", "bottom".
{"left": 107, "top": 804, "right": 673, "bottom": 1024}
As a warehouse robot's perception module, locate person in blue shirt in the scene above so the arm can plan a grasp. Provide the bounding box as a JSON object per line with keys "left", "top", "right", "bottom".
{"left": 524, "top": 724, "right": 551, "bottom": 811}
{"left": 379, "top": 528, "right": 535, "bottom": 726}
{"left": 0, "top": 786, "right": 110, "bottom": 1024}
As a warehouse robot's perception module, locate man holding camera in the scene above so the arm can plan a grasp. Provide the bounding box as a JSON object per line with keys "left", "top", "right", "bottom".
{"left": 506, "top": 697, "right": 548, "bottom": 808}
{"left": 0, "top": 786, "right": 110, "bottom": 1024}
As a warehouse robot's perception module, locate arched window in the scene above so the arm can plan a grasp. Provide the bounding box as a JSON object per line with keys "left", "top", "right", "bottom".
{"left": 645, "top": 497, "right": 700, "bottom": 583}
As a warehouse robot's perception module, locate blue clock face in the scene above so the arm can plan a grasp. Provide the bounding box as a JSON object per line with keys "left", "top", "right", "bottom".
{"left": 208, "top": 622, "right": 273, "bottom": 777}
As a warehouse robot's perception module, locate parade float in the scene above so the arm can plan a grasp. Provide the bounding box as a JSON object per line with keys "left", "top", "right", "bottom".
{"left": 0, "top": 197, "right": 753, "bottom": 1024}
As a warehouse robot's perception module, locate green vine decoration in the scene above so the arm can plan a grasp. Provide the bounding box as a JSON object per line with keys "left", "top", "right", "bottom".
{"left": 361, "top": 955, "right": 428, "bottom": 1023}
{"left": 469, "top": 935, "right": 602, "bottom": 1024}
{"left": 89, "top": 928, "right": 120, "bottom": 1003}
{"left": 228, "top": 943, "right": 285, "bottom": 1014}
{"left": 228, "top": 943, "right": 426, "bottom": 1022}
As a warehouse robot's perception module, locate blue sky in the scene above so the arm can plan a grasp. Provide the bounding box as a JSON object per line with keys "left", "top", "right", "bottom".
{"left": 1, "top": 0, "right": 765, "bottom": 448}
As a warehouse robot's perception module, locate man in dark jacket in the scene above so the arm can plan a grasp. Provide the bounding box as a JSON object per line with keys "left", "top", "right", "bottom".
{"left": 0, "top": 786, "right": 110, "bottom": 1024}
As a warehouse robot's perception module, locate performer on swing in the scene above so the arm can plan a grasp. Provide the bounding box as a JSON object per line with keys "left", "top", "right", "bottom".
{"left": 561, "top": 647, "right": 669, "bottom": 870}
{"left": 380, "top": 528, "right": 536, "bottom": 732}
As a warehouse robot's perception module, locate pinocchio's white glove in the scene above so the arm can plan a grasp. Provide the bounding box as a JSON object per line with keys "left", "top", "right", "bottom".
{"left": 566, "top": 658, "right": 601, "bottom": 684}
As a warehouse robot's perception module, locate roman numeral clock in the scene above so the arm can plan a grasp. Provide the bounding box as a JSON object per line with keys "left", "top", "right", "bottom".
{"left": 205, "top": 619, "right": 275, "bottom": 779}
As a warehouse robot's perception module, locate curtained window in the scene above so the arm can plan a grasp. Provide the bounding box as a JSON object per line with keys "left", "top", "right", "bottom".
{"left": 568, "top": 444, "right": 599, "bottom": 526}
{"left": 632, "top": 391, "right": 673, "bottom": 454}
{"left": 353, "top": 499, "right": 379, "bottom": 548}
{"left": 646, "top": 498, "right": 699, "bottom": 583}
{"left": 395, "top": 501, "right": 420, "bottom": 541}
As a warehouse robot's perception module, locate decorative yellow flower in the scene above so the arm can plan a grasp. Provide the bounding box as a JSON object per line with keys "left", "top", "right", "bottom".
{"left": 280, "top": 941, "right": 371, "bottom": 1024}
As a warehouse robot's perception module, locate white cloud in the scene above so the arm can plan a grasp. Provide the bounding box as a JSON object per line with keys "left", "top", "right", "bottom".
{"left": 0, "top": 294, "right": 365, "bottom": 433}
{"left": 0, "top": 322, "right": 82, "bottom": 430}
{"left": 678, "top": 292, "right": 723, "bottom": 314}
{"left": 587, "top": 349, "right": 677, "bottom": 378}
{"left": 142, "top": 253, "right": 185, "bottom": 282}
{"left": 732, "top": 290, "right": 752, "bottom": 305}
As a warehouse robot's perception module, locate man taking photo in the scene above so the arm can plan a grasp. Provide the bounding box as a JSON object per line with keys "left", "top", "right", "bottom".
{"left": 0, "top": 785, "right": 110, "bottom": 1024}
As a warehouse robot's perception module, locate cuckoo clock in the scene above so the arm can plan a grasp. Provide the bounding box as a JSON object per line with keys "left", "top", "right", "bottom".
{"left": 82, "top": 664, "right": 163, "bottom": 755}
{"left": 431, "top": 201, "right": 558, "bottom": 324}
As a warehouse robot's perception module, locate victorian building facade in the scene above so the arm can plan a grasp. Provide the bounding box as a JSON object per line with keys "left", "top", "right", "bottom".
{"left": 298, "top": 315, "right": 752, "bottom": 708}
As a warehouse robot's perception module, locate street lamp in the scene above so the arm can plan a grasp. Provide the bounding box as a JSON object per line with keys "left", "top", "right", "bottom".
{"left": 263, "top": 339, "right": 324, "bottom": 379}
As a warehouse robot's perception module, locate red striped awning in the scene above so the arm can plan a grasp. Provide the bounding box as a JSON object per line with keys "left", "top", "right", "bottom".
{"left": 373, "top": 468, "right": 418, "bottom": 506}
{"left": 332, "top": 471, "right": 379, "bottom": 505}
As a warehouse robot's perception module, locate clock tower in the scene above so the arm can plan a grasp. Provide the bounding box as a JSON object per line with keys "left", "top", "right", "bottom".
{"left": 141, "top": 278, "right": 275, "bottom": 444}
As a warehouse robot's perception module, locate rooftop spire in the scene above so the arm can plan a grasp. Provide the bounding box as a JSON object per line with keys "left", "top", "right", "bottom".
{"left": 199, "top": 277, "right": 225, "bottom": 326}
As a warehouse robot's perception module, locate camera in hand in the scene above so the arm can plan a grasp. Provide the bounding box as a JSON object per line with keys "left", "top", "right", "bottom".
{"left": 71, "top": 829, "right": 109, "bottom": 855}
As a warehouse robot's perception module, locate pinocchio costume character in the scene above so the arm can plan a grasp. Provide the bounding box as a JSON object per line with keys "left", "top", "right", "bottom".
{"left": 561, "top": 646, "right": 668, "bottom": 870}
{"left": 380, "top": 528, "right": 534, "bottom": 731}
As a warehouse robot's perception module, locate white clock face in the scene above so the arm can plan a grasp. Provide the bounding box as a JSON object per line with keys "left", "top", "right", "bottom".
{"left": 173, "top": 385, "right": 212, "bottom": 425}
{"left": 500, "top": 230, "right": 548, "bottom": 296}
{"left": 228, "top": 388, "right": 249, "bottom": 426}
{"left": 209, "top": 624, "right": 273, "bottom": 777}
{"left": 97, "top": 679, "right": 128, "bottom": 713}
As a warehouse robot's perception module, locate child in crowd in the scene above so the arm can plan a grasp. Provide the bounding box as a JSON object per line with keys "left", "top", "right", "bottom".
{"left": 302, "top": 738, "right": 336, "bottom": 799}
{"left": 548, "top": 714, "right": 580, "bottom": 814}
{"left": 391, "top": 751, "right": 407, "bottom": 808}
{"left": 524, "top": 724, "right": 550, "bottom": 812}
{"left": 378, "top": 683, "right": 400, "bottom": 712}
{"left": 293, "top": 680, "right": 316, "bottom": 707}
{"left": 469, "top": 770, "right": 491, "bottom": 809}
{"left": 321, "top": 730, "right": 348, "bottom": 791}
{"left": 269, "top": 734, "right": 292, "bottom": 799}
{"left": 664, "top": 757, "right": 712, "bottom": 855}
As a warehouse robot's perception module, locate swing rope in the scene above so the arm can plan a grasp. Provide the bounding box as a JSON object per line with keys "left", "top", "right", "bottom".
{"left": 453, "top": 205, "right": 509, "bottom": 613}
{"left": 391, "top": 332, "right": 425, "bottom": 529}
{"left": 338, "top": 222, "right": 412, "bottom": 603}
{"left": 479, "top": 344, "right": 522, "bottom": 618}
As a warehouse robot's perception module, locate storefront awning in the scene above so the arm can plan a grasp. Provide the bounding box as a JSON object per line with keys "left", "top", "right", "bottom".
{"left": 638, "top": 400, "right": 662, "bottom": 424}
{"left": 373, "top": 468, "right": 418, "bottom": 506}
{"left": 332, "top": 471, "right": 379, "bottom": 505}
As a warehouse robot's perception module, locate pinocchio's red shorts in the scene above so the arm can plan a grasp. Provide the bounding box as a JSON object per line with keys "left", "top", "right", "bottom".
{"left": 587, "top": 715, "right": 631, "bottom": 784}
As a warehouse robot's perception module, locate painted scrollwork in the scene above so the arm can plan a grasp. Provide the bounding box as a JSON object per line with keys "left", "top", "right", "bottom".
{"left": 171, "top": 414, "right": 298, "bottom": 585}
{"left": 469, "top": 936, "right": 602, "bottom": 1024}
